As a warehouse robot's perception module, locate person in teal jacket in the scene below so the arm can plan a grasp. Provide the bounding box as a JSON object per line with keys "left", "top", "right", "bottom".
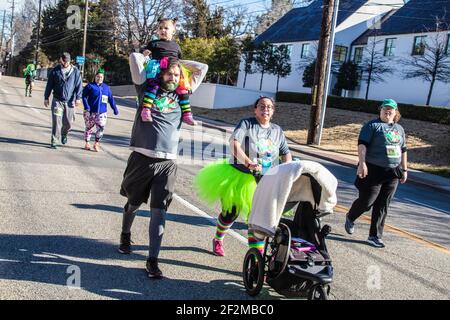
{"left": 82, "top": 69, "right": 118, "bottom": 152}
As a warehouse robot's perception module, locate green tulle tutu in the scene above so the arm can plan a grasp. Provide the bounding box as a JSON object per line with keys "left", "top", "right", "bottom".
{"left": 194, "top": 159, "right": 257, "bottom": 222}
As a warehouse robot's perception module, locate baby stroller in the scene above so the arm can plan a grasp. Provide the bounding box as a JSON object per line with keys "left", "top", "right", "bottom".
{"left": 243, "top": 160, "right": 338, "bottom": 300}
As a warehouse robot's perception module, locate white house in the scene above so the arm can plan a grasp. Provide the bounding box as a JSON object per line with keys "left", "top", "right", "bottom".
{"left": 348, "top": 0, "right": 450, "bottom": 107}
{"left": 237, "top": 0, "right": 405, "bottom": 94}
{"left": 238, "top": 0, "right": 450, "bottom": 107}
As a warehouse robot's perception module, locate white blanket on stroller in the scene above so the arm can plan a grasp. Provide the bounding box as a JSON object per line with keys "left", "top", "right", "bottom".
{"left": 248, "top": 160, "right": 338, "bottom": 239}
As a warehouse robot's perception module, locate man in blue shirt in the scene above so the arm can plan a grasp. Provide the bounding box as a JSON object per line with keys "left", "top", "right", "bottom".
{"left": 82, "top": 69, "right": 118, "bottom": 152}
{"left": 44, "top": 52, "right": 83, "bottom": 149}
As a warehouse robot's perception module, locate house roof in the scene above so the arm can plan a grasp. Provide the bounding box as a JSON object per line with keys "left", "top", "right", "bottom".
{"left": 254, "top": 0, "right": 369, "bottom": 45}
{"left": 359, "top": 0, "right": 450, "bottom": 38}
{"left": 352, "top": 9, "right": 398, "bottom": 46}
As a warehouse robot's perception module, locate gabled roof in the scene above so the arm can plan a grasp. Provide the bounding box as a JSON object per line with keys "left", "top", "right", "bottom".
{"left": 254, "top": 0, "right": 369, "bottom": 45}
{"left": 366, "top": 0, "right": 450, "bottom": 37}
{"left": 352, "top": 9, "right": 398, "bottom": 46}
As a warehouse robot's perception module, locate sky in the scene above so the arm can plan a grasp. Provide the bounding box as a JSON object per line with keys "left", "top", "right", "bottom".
{"left": 0, "top": 0, "right": 273, "bottom": 22}
{"left": 0, "top": 0, "right": 25, "bottom": 12}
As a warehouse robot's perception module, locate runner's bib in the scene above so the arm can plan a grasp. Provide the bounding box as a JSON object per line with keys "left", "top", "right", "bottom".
{"left": 102, "top": 95, "right": 108, "bottom": 104}
{"left": 386, "top": 145, "right": 401, "bottom": 158}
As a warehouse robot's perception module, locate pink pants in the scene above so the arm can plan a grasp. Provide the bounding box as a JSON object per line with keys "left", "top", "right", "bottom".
{"left": 84, "top": 111, "right": 107, "bottom": 142}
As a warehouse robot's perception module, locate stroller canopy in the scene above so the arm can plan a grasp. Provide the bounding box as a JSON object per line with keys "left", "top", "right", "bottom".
{"left": 248, "top": 160, "right": 338, "bottom": 238}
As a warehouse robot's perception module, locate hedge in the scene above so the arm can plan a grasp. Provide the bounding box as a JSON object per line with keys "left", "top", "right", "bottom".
{"left": 276, "top": 91, "right": 450, "bottom": 125}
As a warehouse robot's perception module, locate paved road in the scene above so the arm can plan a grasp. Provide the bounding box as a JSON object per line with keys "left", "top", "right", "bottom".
{"left": 0, "top": 76, "right": 448, "bottom": 300}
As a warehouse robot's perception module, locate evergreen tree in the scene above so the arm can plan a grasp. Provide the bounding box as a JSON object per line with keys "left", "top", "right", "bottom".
{"left": 254, "top": 42, "right": 276, "bottom": 91}
{"left": 240, "top": 35, "right": 255, "bottom": 88}
{"left": 335, "top": 61, "right": 359, "bottom": 92}
{"left": 40, "top": 0, "right": 84, "bottom": 62}
{"left": 302, "top": 59, "right": 316, "bottom": 88}
{"left": 270, "top": 44, "right": 291, "bottom": 92}
{"left": 182, "top": 0, "right": 210, "bottom": 38}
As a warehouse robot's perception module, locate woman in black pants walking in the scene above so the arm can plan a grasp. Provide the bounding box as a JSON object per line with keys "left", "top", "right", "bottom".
{"left": 345, "top": 99, "right": 408, "bottom": 248}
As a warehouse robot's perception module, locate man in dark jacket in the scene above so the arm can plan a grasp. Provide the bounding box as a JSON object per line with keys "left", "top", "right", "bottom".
{"left": 44, "top": 52, "right": 83, "bottom": 149}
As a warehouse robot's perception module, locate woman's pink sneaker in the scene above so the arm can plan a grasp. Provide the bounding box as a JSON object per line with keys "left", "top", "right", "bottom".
{"left": 212, "top": 239, "right": 225, "bottom": 256}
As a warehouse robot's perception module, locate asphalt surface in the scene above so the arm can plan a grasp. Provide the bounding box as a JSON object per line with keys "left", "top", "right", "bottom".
{"left": 0, "top": 76, "right": 449, "bottom": 300}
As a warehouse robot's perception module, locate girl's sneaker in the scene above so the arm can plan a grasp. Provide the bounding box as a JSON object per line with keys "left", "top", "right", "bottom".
{"left": 93, "top": 142, "right": 100, "bottom": 152}
{"left": 141, "top": 107, "right": 153, "bottom": 122}
{"left": 84, "top": 142, "right": 91, "bottom": 150}
{"left": 212, "top": 239, "right": 225, "bottom": 256}
{"left": 182, "top": 111, "right": 196, "bottom": 126}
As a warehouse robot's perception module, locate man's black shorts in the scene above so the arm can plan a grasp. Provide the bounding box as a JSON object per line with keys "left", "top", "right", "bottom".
{"left": 120, "top": 152, "right": 177, "bottom": 210}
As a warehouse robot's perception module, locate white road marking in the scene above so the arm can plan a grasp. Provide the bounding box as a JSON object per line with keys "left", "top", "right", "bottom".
{"left": 0, "top": 258, "right": 20, "bottom": 263}
{"left": 404, "top": 198, "right": 450, "bottom": 215}
{"left": 25, "top": 104, "right": 40, "bottom": 114}
{"left": 173, "top": 193, "right": 248, "bottom": 244}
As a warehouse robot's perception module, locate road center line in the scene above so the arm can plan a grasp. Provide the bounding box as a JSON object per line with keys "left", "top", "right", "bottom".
{"left": 335, "top": 204, "right": 450, "bottom": 255}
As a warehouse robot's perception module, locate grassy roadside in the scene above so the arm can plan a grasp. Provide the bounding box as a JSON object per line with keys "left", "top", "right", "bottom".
{"left": 192, "top": 103, "right": 450, "bottom": 178}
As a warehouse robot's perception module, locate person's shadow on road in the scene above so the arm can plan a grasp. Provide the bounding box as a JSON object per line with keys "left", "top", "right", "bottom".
{"left": 0, "top": 233, "right": 263, "bottom": 300}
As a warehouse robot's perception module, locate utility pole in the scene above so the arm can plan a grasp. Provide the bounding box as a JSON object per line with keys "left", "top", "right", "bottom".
{"left": 81, "top": 0, "right": 89, "bottom": 80}
{"left": 307, "top": 0, "right": 339, "bottom": 145}
{"left": 317, "top": 0, "right": 339, "bottom": 145}
{"left": 0, "top": 10, "right": 6, "bottom": 65}
{"left": 7, "top": 0, "right": 15, "bottom": 76}
{"left": 34, "top": 0, "right": 42, "bottom": 67}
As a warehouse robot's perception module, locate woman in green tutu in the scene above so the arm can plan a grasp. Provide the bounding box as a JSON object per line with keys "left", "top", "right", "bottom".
{"left": 194, "top": 97, "right": 292, "bottom": 256}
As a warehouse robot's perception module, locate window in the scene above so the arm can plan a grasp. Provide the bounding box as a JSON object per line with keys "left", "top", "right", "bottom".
{"left": 412, "top": 36, "right": 426, "bottom": 55}
{"left": 301, "top": 43, "right": 310, "bottom": 58}
{"left": 286, "top": 44, "right": 293, "bottom": 57}
{"left": 353, "top": 47, "right": 364, "bottom": 64}
{"left": 384, "top": 38, "right": 396, "bottom": 56}
{"left": 446, "top": 34, "right": 450, "bottom": 54}
{"left": 273, "top": 44, "right": 293, "bottom": 57}
{"left": 333, "top": 45, "right": 348, "bottom": 62}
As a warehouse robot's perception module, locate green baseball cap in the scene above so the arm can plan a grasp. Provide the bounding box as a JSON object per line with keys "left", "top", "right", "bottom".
{"left": 381, "top": 99, "right": 398, "bottom": 109}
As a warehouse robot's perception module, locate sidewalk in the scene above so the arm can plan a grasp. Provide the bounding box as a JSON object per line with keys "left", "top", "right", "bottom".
{"left": 196, "top": 116, "right": 450, "bottom": 195}
{"left": 113, "top": 96, "right": 450, "bottom": 195}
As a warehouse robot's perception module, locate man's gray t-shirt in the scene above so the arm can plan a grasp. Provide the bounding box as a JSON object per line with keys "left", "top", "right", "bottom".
{"left": 230, "top": 117, "right": 290, "bottom": 173}
{"left": 358, "top": 118, "right": 407, "bottom": 168}
{"left": 130, "top": 84, "right": 182, "bottom": 159}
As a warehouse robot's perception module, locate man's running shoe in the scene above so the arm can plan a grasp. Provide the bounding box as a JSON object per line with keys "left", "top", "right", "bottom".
{"left": 118, "top": 232, "right": 132, "bottom": 254}
{"left": 146, "top": 257, "right": 163, "bottom": 279}
{"left": 367, "top": 236, "right": 385, "bottom": 248}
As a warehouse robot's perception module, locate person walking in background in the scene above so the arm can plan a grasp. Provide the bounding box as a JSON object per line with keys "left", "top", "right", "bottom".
{"left": 344, "top": 99, "right": 408, "bottom": 248}
{"left": 44, "top": 52, "right": 82, "bottom": 149}
{"left": 24, "top": 63, "right": 36, "bottom": 97}
{"left": 82, "top": 69, "right": 118, "bottom": 152}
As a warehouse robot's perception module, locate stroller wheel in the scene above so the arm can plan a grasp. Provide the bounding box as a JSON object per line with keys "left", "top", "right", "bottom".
{"left": 243, "top": 248, "right": 265, "bottom": 296}
{"left": 308, "top": 285, "right": 329, "bottom": 300}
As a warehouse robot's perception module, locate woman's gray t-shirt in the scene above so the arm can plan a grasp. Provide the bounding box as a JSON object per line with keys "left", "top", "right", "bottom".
{"left": 358, "top": 118, "right": 407, "bottom": 168}
{"left": 229, "top": 117, "right": 290, "bottom": 173}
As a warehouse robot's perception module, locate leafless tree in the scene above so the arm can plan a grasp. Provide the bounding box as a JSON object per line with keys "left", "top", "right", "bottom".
{"left": 117, "top": 0, "right": 180, "bottom": 51}
{"left": 360, "top": 36, "right": 394, "bottom": 100}
{"left": 400, "top": 19, "right": 450, "bottom": 105}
